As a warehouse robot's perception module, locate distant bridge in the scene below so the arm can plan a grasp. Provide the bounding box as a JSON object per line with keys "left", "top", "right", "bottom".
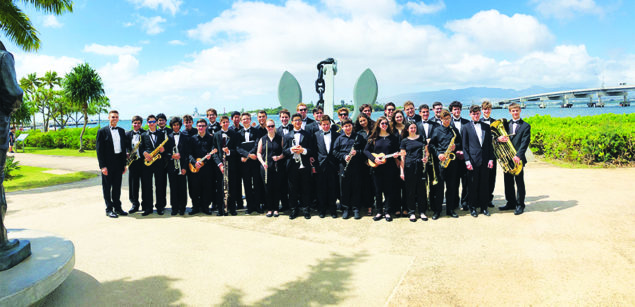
{"left": 498, "top": 85, "right": 634, "bottom": 108}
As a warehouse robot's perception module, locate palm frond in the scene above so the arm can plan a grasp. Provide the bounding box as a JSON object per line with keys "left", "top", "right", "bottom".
{"left": 0, "top": 1, "right": 40, "bottom": 51}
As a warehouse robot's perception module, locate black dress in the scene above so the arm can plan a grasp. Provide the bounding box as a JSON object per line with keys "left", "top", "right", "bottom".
{"left": 400, "top": 136, "right": 428, "bottom": 215}
{"left": 259, "top": 134, "right": 283, "bottom": 212}
{"left": 363, "top": 134, "right": 400, "bottom": 214}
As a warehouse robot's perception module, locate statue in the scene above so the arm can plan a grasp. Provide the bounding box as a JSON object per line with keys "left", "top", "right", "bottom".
{"left": 0, "top": 40, "right": 30, "bottom": 271}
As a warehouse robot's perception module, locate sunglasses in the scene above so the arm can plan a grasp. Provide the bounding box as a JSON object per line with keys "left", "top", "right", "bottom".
{"left": 380, "top": 122, "right": 388, "bottom": 125}
{"left": 148, "top": 120, "right": 156, "bottom": 124}
{"left": 298, "top": 108, "right": 307, "bottom": 112}
{"left": 339, "top": 113, "right": 348, "bottom": 116}
{"left": 386, "top": 108, "right": 395, "bottom": 111}
{"left": 267, "top": 125, "right": 275, "bottom": 128}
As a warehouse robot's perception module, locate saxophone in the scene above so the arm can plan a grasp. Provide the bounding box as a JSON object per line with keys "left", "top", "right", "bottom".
{"left": 127, "top": 138, "right": 141, "bottom": 167}
{"left": 439, "top": 129, "right": 456, "bottom": 168}
{"left": 145, "top": 132, "right": 169, "bottom": 166}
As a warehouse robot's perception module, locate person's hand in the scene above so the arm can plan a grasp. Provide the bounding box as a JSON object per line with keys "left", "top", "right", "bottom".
{"left": 181, "top": 169, "right": 186, "bottom": 175}
{"left": 195, "top": 161, "right": 203, "bottom": 169}
{"left": 241, "top": 157, "right": 248, "bottom": 163}
{"left": 439, "top": 154, "right": 446, "bottom": 161}
{"left": 159, "top": 147, "right": 165, "bottom": 153}
{"left": 450, "top": 144, "right": 455, "bottom": 151}
{"left": 488, "top": 160, "right": 494, "bottom": 169}
{"left": 466, "top": 164, "right": 473, "bottom": 171}
{"left": 223, "top": 147, "right": 230, "bottom": 154}
{"left": 400, "top": 172, "right": 405, "bottom": 181}
{"left": 173, "top": 153, "right": 180, "bottom": 159}
{"left": 350, "top": 149, "right": 356, "bottom": 156}
{"left": 219, "top": 164, "right": 224, "bottom": 174}
{"left": 309, "top": 157, "right": 315, "bottom": 163}
{"left": 248, "top": 153, "right": 257, "bottom": 160}
{"left": 101, "top": 167, "right": 108, "bottom": 175}
{"left": 498, "top": 135, "right": 508, "bottom": 143}
{"left": 513, "top": 156, "right": 521, "bottom": 164}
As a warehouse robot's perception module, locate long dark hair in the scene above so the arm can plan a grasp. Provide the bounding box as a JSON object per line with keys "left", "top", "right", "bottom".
{"left": 368, "top": 116, "right": 392, "bottom": 143}
{"left": 401, "top": 121, "right": 419, "bottom": 139}
{"left": 354, "top": 113, "right": 373, "bottom": 132}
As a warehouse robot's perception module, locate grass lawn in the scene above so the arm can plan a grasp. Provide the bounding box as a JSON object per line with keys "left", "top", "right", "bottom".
{"left": 18, "top": 147, "right": 97, "bottom": 157}
{"left": 5, "top": 165, "right": 97, "bottom": 192}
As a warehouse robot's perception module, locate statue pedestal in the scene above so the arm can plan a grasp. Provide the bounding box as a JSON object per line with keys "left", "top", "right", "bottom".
{"left": 0, "top": 239, "right": 31, "bottom": 271}
{"left": 0, "top": 229, "right": 75, "bottom": 306}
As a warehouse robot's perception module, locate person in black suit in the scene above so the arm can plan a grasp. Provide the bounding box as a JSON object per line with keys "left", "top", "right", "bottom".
{"left": 449, "top": 101, "right": 470, "bottom": 211}
{"left": 296, "top": 103, "right": 314, "bottom": 131}
{"left": 140, "top": 114, "right": 168, "bottom": 216}
{"left": 313, "top": 115, "right": 340, "bottom": 218}
{"left": 334, "top": 119, "right": 365, "bottom": 219}
{"left": 229, "top": 111, "right": 242, "bottom": 131}
{"left": 462, "top": 105, "right": 495, "bottom": 217}
{"left": 187, "top": 119, "right": 215, "bottom": 215}
{"left": 481, "top": 100, "right": 497, "bottom": 208}
{"left": 237, "top": 112, "right": 264, "bottom": 214}
{"left": 254, "top": 110, "right": 268, "bottom": 209}
{"left": 305, "top": 106, "right": 323, "bottom": 135}
{"left": 257, "top": 119, "right": 284, "bottom": 217}
{"left": 227, "top": 111, "right": 244, "bottom": 210}
{"left": 276, "top": 109, "right": 292, "bottom": 212}
{"left": 383, "top": 102, "right": 396, "bottom": 121}
{"left": 431, "top": 101, "right": 443, "bottom": 125}
{"left": 283, "top": 113, "right": 314, "bottom": 219}
{"left": 206, "top": 108, "right": 221, "bottom": 135}
{"left": 182, "top": 114, "right": 197, "bottom": 136}
{"left": 166, "top": 117, "right": 189, "bottom": 216}
{"left": 429, "top": 110, "right": 462, "bottom": 219}
{"left": 497, "top": 103, "right": 531, "bottom": 215}
{"left": 96, "top": 110, "right": 128, "bottom": 218}
{"left": 125, "top": 115, "right": 144, "bottom": 213}
{"left": 213, "top": 116, "right": 241, "bottom": 215}
{"left": 404, "top": 101, "right": 422, "bottom": 123}
{"left": 417, "top": 104, "right": 441, "bottom": 215}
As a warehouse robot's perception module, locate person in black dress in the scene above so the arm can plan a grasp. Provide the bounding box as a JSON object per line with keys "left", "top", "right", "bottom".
{"left": 257, "top": 119, "right": 284, "bottom": 217}
{"left": 364, "top": 116, "right": 400, "bottom": 222}
{"left": 399, "top": 122, "right": 428, "bottom": 222}
{"left": 354, "top": 113, "right": 373, "bottom": 216}
{"left": 391, "top": 110, "right": 406, "bottom": 217}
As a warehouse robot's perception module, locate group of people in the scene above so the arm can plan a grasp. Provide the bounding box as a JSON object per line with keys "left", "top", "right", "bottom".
{"left": 96, "top": 99, "right": 530, "bottom": 222}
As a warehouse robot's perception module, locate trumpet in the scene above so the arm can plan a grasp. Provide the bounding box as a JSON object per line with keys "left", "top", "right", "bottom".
{"left": 127, "top": 138, "right": 141, "bottom": 167}
{"left": 173, "top": 144, "right": 182, "bottom": 174}
{"left": 145, "top": 132, "right": 169, "bottom": 166}
{"left": 292, "top": 139, "right": 305, "bottom": 169}
{"left": 440, "top": 130, "right": 456, "bottom": 168}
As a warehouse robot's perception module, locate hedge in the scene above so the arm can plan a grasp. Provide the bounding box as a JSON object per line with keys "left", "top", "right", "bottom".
{"left": 17, "top": 127, "right": 99, "bottom": 150}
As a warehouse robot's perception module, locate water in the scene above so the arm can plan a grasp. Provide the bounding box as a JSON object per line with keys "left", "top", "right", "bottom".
{"left": 90, "top": 105, "right": 635, "bottom": 130}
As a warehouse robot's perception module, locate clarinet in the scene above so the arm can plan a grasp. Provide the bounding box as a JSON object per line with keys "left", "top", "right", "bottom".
{"left": 341, "top": 135, "right": 358, "bottom": 178}
{"left": 222, "top": 135, "right": 230, "bottom": 211}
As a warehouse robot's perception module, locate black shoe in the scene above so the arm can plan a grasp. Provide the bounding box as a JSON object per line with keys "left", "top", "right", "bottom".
{"left": 470, "top": 209, "right": 478, "bottom": 217}
{"left": 189, "top": 209, "right": 200, "bottom": 215}
{"left": 157, "top": 209, "right": 164, "bottom": 215}
{"left": 481, "top": 209, "right": 490, "bottom": 216}
{"left": 289, "top": 212, "right": 297, "bottom": 220}
{"left": 304, "top": 213, "right": 311, "bottom": 219}
{"left": 342, "top": 210, "right": 351, "bottom": 219}
{"left": 128, "top": 206, "right": 139, "bottom": 214}
{"left": 142, "top": 210, "right": 153, "bottom": 216}
{"left": 217, "top": 211, "right": 225, "bottom": 216}
{"left": 514, "top": 206, "right": 525, "bottom": 215}
{"left": 202, "top": 209, "right": 212, "bottom": 215}
{"left": 372, "top": 214, "right": 383, "bottom": 221}
{"left": 171, "top": 210, "right": 178, "bottom": 216}
{"left": 266, "top": 212, "right": 273, "bottom": 217}
{"left": 230, "top": 210, "right": 237, "bottom": 216}
{"left": 432, "top": 213, "right": 440, "bottom": 220}
{"left": 385, "top": 214, "right": 393, "bottom": 222}
{"left": 448, "top": 210, "right": 458, "bottom": 218}
{"left": 114, "top": 209, "right": 128, "bottom": 216}
{"left": 179, "top": 211, "right": 185, "bottom": 216}
{"left": 319, "top": 213, "right": 325, "bottom": 218}
{"left": 409, "top": 215, "right": 417, "bottom": 222}
{"left": 487, "top": 202, "right": 495, "bottom": 208}
{"left": 273, "top": 211, "right": 280, "bottom": 217}
{"left": 420, "top": 214, "right": 428, "bottom": 221}
{"left": 106, "top": 211, "right": 118, "bottom": 218}
{"left": 354, "top": 211, "right": 361, "bottom": 220}
{"left": 499, "top": 204, "right": 516, "bottom": 211}
{"left": 331, "top": 213, "right": 338, "bottom": 219}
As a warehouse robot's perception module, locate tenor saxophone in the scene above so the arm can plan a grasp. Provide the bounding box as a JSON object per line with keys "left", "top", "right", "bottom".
{"left": 145, "top": 132, "right": 169, "bottom": 166}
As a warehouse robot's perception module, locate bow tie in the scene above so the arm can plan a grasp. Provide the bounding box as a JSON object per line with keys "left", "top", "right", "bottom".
{"left": 173, "top": 132, "right": 179, "bottom": 135}
{"left": 294, "top": 130, "right": 302, "bottom": 134}
{"left": 133, "top": 131, "right": 140, "bottom": 135}
{"left": 282, "top": 125, "right": 288, "bottom": 129}
{"left": 324, "top": 131, "right": 330, "bottom": 135}
{"left": 150, "top": 131, "right": 156, "bottom": 135}
{"left": 473, "top": 121, "right": 480, "bottom": 125}
{"left": 453, "top": 119, "right": 461, "bottom": 122}
{"left": 512, "top": 120, "right": 520, "bottom": 124}
{"left": 110, "top": 127, "right": 117, "bottom": 130}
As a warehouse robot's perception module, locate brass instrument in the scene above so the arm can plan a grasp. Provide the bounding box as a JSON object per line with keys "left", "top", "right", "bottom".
{"left": 173, "top": 144, "right": 182, "bottom": 174}
{"left": 422, "top": 144, "right": 428, "bottom": 180}
{"left": 439, "top": 130, "right": 456, "bottom": 168}
{"left": 144, "top": 132, "right": 169, "bottom": 166}
{"left": 292, "top": 139, "right": 305, "bottom": 169}
{"left": 127, "top": 137, "right": 141, "bottom": 167}
{"left": 491, "top": 119, "right": 523, "bottom": 175}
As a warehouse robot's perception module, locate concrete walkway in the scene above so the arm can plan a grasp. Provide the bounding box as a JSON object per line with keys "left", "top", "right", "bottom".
{"left": 4, "top": 153, "right": 635, "bottom": 306}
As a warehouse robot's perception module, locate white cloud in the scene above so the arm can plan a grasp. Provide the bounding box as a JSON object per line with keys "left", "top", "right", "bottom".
{"left": 168, "top": 40, "right": 185, "bottom": 45}
{"left": 127, "top": 0, "right": 182, "bottom": 15}
{"left": 139, "top": 15, "right": 166, "bottom": 35}
{"left": 13, "top": 54, "right": 82, "bottom": 80}
{"left": 445, "top": 10, "right": 554, "bottom": 53}
{"left": 405, "top": 1, "right": 445, "bottom": 14}
{"left": 83, "top": 43, "right": 142, "bottom": 56}
{"left": 531, "top": 0, "right": 604, "bottom": 19}
{"left": 322, "top": 0, "right": 399, "bottom": 19}
{"left": 43, "top": 15, "right": 63, "bottom": 28}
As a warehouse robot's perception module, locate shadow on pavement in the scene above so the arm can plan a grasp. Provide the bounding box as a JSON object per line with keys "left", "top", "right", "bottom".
{"left": 39, "top": 269, "right": 182, "bottom": 306}
{"left": 217, "top": 252, "right": 367, "bottom": 307}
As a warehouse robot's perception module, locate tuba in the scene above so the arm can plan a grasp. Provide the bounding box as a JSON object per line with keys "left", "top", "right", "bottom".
{"left": 490, "top": 119, "right": 523, "bottom": 175}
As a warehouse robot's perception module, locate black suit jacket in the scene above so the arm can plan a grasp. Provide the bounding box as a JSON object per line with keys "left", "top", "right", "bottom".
{"left": 506, "top": 119, "right": 531, "bottom": 164}
{"left": 96, "top": 126, "right": 127, "bottom": 171}
{"left": 277, "top": 124, "right": 292, "bottom": 138}
{"left": 212, "top": 129, "right": 240, "bottom": 166}
{"left": 141, "top": 130, "right": 169, "bottom": 162}
{"left": 461, "top": 122, "right": 495, "bottom": 167}
{"left": 313, "top": 130, "right": 340, "bottom": 172}
{"left": 417, "top": 120, "right": 439, "bottom": 140}
{"left": 236, "top": 126, "right": 259, "bottom": 156}
{"left": 283, "top": 130, "right": 313, "bottom": 170}
{"left": 165, "top": 132, "right": 189, "bottom": 174}
{"left": 450, "top": 117, "right": 470, "bottom": 136}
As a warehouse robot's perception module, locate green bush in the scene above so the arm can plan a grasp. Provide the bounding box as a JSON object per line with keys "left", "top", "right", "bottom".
{"left": 4, "top": 155, "right": 20, "bottom": 181}
{"left": 526, "top": 113, "right": 635, "bottom": 166}
{"left": 17, "top": 127, "right": 99, "bottom": 150}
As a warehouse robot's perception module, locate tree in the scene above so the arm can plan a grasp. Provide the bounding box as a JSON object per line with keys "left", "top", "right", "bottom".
{"left": 19, "top": 73, "right": 40, "bottom": 130}
{"left": 37, "top": 70, "right": 63, "bottom": 131}
{"left": 0, "top": 0, "right": 73, "bottom": 51}
{"left": 63, "top": 63, "right": 104, "bottom": 152}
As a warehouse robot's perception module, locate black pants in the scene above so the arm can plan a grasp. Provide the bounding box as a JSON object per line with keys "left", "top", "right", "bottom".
{"left": 168, "top": 171, "right": 188, "bottom": 213}
{"left": 504, "top": 169, "right": 525, "bottom": 207}
{"left": 340, "top": 165, "right": 362, "bottom": 213}
{"left": 488, "top": 160, "right": 497, "bottom": 202}
{"left": 261, "top": 163, "right": 280, "bottom": 212}
{"left": 241, "top": 159, "right": 262, "bottom": 213}
{"left": 102, "top": 157, "right": 125, "bottom": 212}
{"left": 211, "top": 166, "right": 222, "bottom": 210}
{"left": 141, "top": 161, "right": 167, "bottom": 212}
{"left": 228, "top": 158, "right": 243, "bottom": 211}
{"left": 437, "top": 161, "right": 459, "bottom": 214}
{"left": 128, "top": 159, "right": 143, "bottom": 207}
{"left": 459, "top": 161, "right": 469, "bottom": 207}
{"left": 316, "top": 167, "right": 338, "bottom": 215}
{"left": 467, "top": 164, "right": 490, "bottom": 211}
{"left": 189, "top": 167, "right": 212, "bottom": 211}
{"left": 288, "top": 162, "right": 311, "bottom": 214}
{"left": 372, "top": 163, "right": 397, "bottom": 214}
{"left": 404, "top": 163, "right": 427, "bottom": 215}
{"left": 360, "top": 165, "right": 374, "bottom": 211}
{"left": 395, "top": 178, "right": 406, "bottom": 214}
{"left": 278, "top": 158, "right": 289, "bottom": 211}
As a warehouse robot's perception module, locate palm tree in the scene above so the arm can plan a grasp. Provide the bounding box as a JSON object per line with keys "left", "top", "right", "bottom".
{"left": 19, "top": 73, "right": 41, "bottom": 130}
{"left": 39, "top": 71, "right": 62, "bottom": 131}
{"left": 0, "top": 0, "right": 73, "bottom": 51}
{"left": 63, "top": 63, "right": 104, "bottom": 152}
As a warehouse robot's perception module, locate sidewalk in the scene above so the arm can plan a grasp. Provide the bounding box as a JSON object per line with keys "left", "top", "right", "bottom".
{"left": 5, "top": 154, "right": 635, "bottom": 306}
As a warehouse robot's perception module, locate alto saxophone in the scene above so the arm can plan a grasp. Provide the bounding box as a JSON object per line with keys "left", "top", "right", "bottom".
{"left": 127, "top": 138, "right": 141, "bottom": 167}
{"left": 145, "top": 132, "right": 169, "bottom": 166}
{"left": 440, "top": 129, "right": 456, "bottom": 169}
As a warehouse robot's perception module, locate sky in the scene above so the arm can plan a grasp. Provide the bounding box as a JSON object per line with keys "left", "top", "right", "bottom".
{"left": 2, "top": 0, "right": 634, "bottom": 119}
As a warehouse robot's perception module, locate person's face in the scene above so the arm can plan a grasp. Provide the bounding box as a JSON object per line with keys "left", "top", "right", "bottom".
{"left": 419, "top": 108, "right": 430, "bottom": 121}
{"left": 319, "top": 121, "right": 329, "bottom": 132}
{"left": 470, "top": 110, "right": 481, "bottom": 122}
{"left": 405, "top": 105, "right": 415, "bottom": 117}
{"left": 359, "top": 117, "right": 368, "bottom": 128}
{"left": 197, "top": 122, "right": 207, "bottom": 134}
{"left": 482, "top": 107, "right": 492, "bottom": 118}
{"left": 297, "top": 106, "right": 308, "bottom": 119}
{"left": 132, "top": 120, "right": 142, "bottom": 131}
{"left": 510, "top": 108, "right": 521, "bottom": 120}
{"left": 221, "top": 119, "right": 230, "bottom": 130}
{"left": 441, "top": 116, "right": 451, "bottom": 128}
{"left": 343, "top": 123, "right": 353, "bottom": 135}
{"left": 433, "top": 105, "right": 442, "bottom": 116}
{"left": 184, "top": 119, "right": 193, "bottom": 130}
{"left": 172, "top": 122, "right": 181, "bottom": 133}
{"left": 408, "top": 124, "right": 417, "bottom": 135}
{"left": 379, "top": 120, "right": 389, "bottom": 131}
{"left": 292, "top": 116, "right": 302, "bottom": 130}
{"left": 207, "top": 112, "right": 217, "bottom": 123}
{"left": 338, "top": 111, "right": 349, "bottom": 121}
{"left": 258, "top": 113, "right": 267, "bottom": 125}
{"left": 451, "top": 107, "right": 461, "bottom": 118}
{"left": 232, "top": 115, "right": 240, "bottom": 126}
{"left": 280, "top": 113, "right": 290, "bottom": 125}
{"left": 157, "top": 118, "right": 166, "bottom": 128}
{"left": 266, "top": 121, "right": 276, "bottom": 133}
{"left": 362, "top": 107, "right": 372, "bottom": 117}
{"left": 385, "top": 106, "right": 395, "bottom": 118}
{"left": 109, "top": 113, "right": 119, "bottom": 126}
{"left": 241, "top": 115, "right": 251, "bottom": 128}
{"left": 147, "top": 118, "right": 157, "bottom": 130}
{"left": 394, "top": 112, "right": 404, "bottom": 124}
{"left": 313, "top": 110, "right": 323, "bottom": 121}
